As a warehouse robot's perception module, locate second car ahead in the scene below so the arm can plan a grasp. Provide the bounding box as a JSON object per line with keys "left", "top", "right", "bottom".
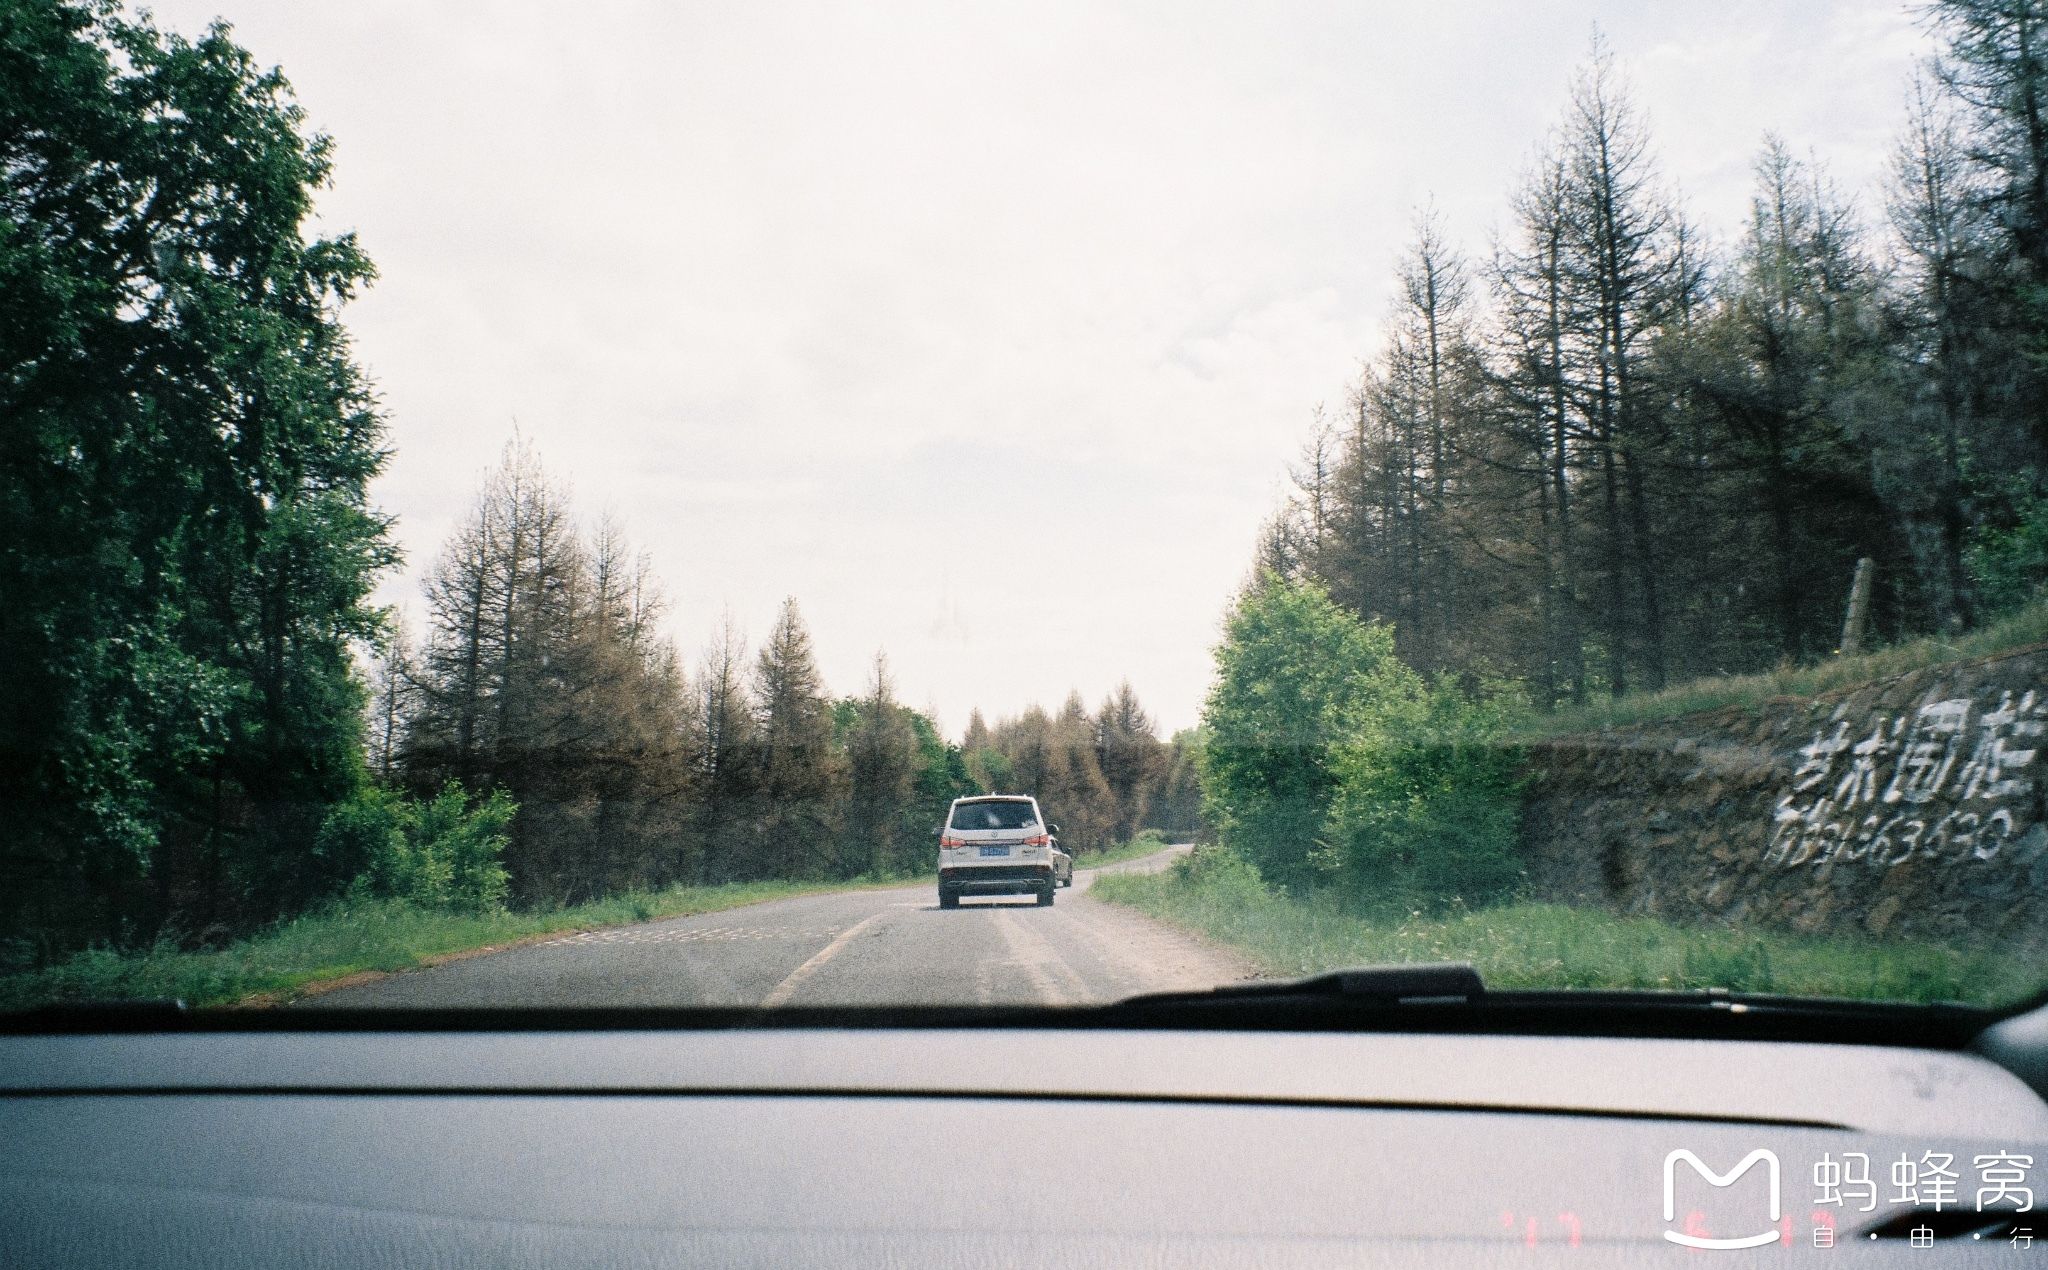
{"left": 937, "top": 795, "right": 1061, "bottom": 909}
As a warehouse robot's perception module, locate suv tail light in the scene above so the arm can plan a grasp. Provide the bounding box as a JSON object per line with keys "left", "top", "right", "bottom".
{"left": 1023, "top": 834, "right": 1049, "bottom": 847}
{"left": 940, "top": 835, "right": 965, "bottom": 849}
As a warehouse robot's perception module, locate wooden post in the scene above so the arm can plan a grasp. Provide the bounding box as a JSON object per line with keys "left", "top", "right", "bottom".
{"left": 1839, "top": 557, "right": 1875, "bottom": 657}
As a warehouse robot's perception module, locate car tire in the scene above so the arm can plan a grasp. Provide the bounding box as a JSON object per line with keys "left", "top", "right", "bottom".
{"left": 1037, "top": 884, "right": 1055, "bottom": 907}
{"left": 938, "top": 888, "right": 958, "bottom": 910}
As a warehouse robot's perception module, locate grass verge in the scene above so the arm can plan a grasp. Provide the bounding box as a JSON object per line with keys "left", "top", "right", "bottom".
{"left": 1070, "top": 831, "right": 1185, "bottom": 871}
{"left": 1090, "top": 856, "right": 2040, "bottom": 1007}
{"left": 1518, "top": 601, "right": 2048, "bottom": 738}
{"left": 0, "top": 877, "right": 887, "bottom": 1012}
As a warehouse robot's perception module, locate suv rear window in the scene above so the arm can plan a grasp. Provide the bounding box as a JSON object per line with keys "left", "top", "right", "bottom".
{"left": 949, "top": 801, "right": 1039, "bottom": 831}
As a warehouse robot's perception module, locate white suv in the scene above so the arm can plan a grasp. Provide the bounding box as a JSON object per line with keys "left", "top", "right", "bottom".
{"left": 937, "top": 795, "right": 1061, "bottom": 909}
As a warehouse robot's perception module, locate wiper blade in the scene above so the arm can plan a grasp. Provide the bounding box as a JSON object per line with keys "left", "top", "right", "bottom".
{"left": 1111, "top": 968, "right": 1989, "bottom": 1046}
{"left": 1126, "top": 962, "right": 1485, "bottom": 1008}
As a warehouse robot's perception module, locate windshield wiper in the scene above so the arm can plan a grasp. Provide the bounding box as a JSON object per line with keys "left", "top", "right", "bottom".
{"left": 1109, "top": 963, "right": 1991, "bottom": 1048}
{"left": 1132, "top": 962, "right": 1486, "bottom": 1007}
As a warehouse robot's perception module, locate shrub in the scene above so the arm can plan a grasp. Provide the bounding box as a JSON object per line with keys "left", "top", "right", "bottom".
{"left": 409, "top": 784, "right": 515, "bottom": 912}
{"left": 1201, "top": 577, "right": 1423, "bottom": 889}
{"left": 1195, "top": 578, "right": 1533, "bottom": 914}
{"left": 312, "top": 783, "right": 514, "bottom": 912}
{"left": 311, "top": 787, "right": 409, "bottom": 898}
{"left": 1322, "top": 677, "right": 1528, "bottom": 913}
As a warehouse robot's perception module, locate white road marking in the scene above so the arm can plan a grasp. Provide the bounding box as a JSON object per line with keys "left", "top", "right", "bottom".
{"left": 758, "top": 911, "right": 887, "bottom": 1007}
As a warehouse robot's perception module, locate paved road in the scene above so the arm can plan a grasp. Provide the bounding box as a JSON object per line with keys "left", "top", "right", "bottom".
{"left": 305, "top": 845, "right": 1254, "bottom": 1009}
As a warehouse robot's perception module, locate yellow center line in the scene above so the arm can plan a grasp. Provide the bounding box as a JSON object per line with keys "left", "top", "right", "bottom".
{"left": 758, "top": 911, "right": 887, "bottom": 1007}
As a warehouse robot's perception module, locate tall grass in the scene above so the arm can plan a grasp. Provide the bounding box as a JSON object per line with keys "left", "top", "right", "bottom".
{"left": 1091, "top": 853, "right": 2038, "bottom": 1006}
{"left": 1071, "top": 829, "right": 1182, "bottom": 870}
{"left": 1521, "top": 600, "right": 2048, "bottom": 738}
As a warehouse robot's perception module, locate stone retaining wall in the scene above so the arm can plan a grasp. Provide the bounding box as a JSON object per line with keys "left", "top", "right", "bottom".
{"left": 1518, "top": 646, "right": 2048, "bottom": 945}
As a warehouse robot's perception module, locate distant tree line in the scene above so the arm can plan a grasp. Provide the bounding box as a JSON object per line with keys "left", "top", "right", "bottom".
{"left": 371, "top": 439, "right": 1193, "bottom": 906}
{"left": 1256, "top": 7, "right": 2048, "bottom": 706}
{"left": 960, "top": 688, "right": 1206, "bottom": 853}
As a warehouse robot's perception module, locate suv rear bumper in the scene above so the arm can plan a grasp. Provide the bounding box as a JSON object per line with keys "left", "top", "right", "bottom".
{"left": 941, "top": 864, "right": 1053, "bottom": 895}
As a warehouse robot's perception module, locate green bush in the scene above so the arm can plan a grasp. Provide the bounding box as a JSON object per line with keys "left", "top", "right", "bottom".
{"left": 313, "top": 783, "right": 514, "bottom": 912}
{"left": 411, "top": 784, "right": 515, "bottom": 911}
{"left": 1200, "top": 577, "right": 1424, "bottom": 889}
{"left": 1196, "top": 576, "right": 1529, "bottom": 912}
{"left": 310, "top": 786, "right": 408, "bottom": 897}
{"left": 1322, "top": 678, "right": 1528, "bottom": 913}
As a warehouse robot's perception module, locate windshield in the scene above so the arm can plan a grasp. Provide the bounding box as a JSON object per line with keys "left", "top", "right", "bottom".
{"left": 3, "top": 0, "right": 2045, "bottom": 1021}
{"left": 950, "top": 801, "right": 1041, "bottom": 832}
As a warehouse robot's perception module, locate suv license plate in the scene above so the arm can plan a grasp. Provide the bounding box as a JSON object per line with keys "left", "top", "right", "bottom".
{"left": 979, "top": 845, "right": 1010, "bottom": 857}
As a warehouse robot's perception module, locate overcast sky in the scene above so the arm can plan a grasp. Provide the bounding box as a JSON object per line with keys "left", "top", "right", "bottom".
{"left": 151, "top": 0, "right": 1935, "bottom": 736}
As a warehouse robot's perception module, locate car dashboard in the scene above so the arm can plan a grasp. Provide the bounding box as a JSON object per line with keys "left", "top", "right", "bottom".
{"left": 5, "top": 1010, "right": 2047, "bottom": 1267}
